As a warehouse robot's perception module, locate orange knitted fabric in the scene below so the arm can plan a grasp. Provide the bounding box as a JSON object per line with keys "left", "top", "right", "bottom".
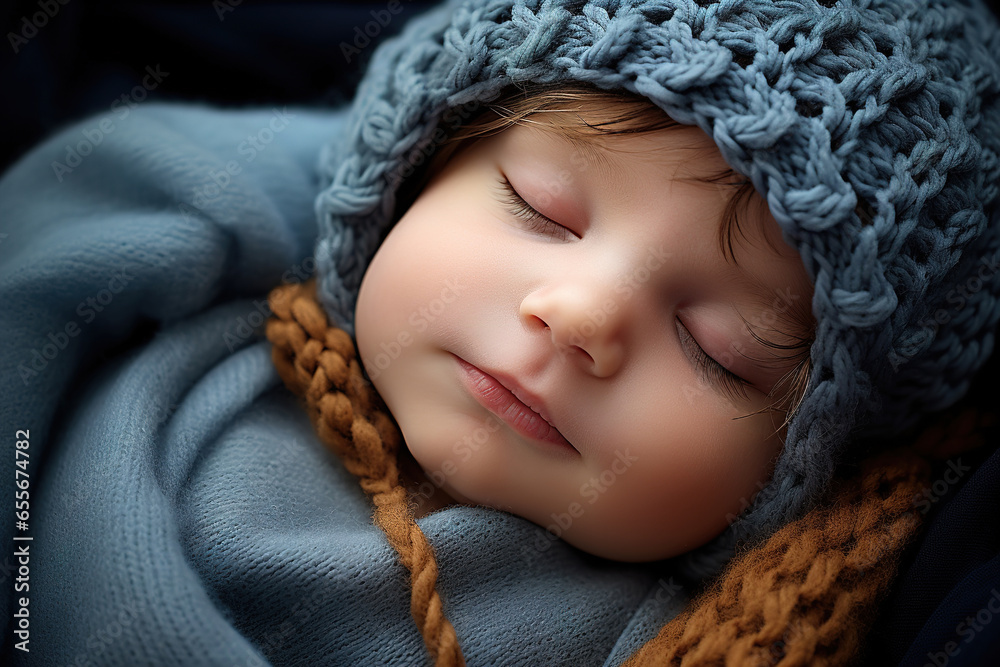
{"left": 265, "top": 280, "right": 465, "bottom": 667}
{"left": 624, "top": 450, "right": 931, "bottom": 666}
{"left": 265, "top": 278, "right": 933, "bottom": 667}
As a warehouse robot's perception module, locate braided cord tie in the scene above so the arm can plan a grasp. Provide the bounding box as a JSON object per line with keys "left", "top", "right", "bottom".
{"left": 265, "top": 280, "right": 465, "bottom": 667}
{"left": 624, "top": 449, "right": 932, "bottom": 666}
{"left": 266, "top": 279, "right": 943, "bottom": 666}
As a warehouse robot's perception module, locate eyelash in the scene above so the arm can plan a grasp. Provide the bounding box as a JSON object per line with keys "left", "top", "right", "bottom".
{"left": 676, "top": 319, "right": 752, "bottom": 402}
{"left": 498, "top": 175, "right": 751, "bottom": 401}
{"left": 497, "top": 176, "right": 575, "bottom": 241}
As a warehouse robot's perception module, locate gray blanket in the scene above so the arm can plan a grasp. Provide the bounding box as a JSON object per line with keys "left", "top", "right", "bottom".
{"left": 0, "top": 103, "right": 687, "bottom": 666}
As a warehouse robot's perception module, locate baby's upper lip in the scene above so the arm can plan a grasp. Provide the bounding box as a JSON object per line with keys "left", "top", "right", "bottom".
{"left": 479, "top": 364, "right": 565, "bottom": 439}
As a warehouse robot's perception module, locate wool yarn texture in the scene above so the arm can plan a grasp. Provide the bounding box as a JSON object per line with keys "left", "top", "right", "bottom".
{"left": 266, "top": 280, "right": 464, "bottom": 667}
{"left": 311, "top": 0, "right": 1000, "bottom": 575}
{"left": 265, "top": 279, "right": 933, "bottom": 665}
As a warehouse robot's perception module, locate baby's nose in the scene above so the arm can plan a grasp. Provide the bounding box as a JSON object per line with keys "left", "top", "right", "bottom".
{"left": 519, "top": 284, "right": 625, "bottom": 377}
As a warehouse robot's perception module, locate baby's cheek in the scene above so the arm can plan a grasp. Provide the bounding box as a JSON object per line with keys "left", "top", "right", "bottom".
{"left": 556, "top": 429, "right": 780, "bottom": 561}
{"left": 559, "top": 487, "right": 720, "bottom": 562}
{"left": 574, "top": 473, "right": 711, "bottom": 561}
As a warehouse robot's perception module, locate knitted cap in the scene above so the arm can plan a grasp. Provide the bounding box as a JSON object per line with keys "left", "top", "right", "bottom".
{"left": 313, "top": 0, "right": 1000, "bottom": 573}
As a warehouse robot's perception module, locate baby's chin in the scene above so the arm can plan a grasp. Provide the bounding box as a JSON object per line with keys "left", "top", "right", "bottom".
{"left": 431, "top": 479, "right": 714, "bottom": 563}
{"left": 548, "top": 523, "right": 713, "bottom": 563}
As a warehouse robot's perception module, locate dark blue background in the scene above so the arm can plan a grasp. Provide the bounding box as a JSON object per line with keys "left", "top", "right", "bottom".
{"left": 0, "top": 0, "right": 439, "bottom": 173}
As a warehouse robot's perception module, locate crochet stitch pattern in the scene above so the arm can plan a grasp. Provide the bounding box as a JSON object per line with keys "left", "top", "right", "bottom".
{"left": 265, "top": 280, "right": 465, "bottom": 667}
{"left": 313, "top": 0, "right": 1000, "bottom": 570}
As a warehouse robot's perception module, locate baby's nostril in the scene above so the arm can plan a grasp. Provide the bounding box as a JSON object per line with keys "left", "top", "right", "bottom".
{"left": 528, "top": 314, "right": 549, "bottom": 331}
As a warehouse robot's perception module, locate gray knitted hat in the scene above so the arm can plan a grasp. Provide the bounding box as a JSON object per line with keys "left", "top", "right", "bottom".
{"left": 313, "top": 0, "right": 1000, "bottom": 574}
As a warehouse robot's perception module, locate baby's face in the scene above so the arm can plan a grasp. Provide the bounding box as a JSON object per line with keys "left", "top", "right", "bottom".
{"left": 354, "top": 112, "right": 813, "bottom": 561}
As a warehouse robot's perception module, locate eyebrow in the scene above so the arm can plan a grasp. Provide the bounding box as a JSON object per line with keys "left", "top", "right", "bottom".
{"left": 560, "top": 132, "right": 623, "bottom": 184}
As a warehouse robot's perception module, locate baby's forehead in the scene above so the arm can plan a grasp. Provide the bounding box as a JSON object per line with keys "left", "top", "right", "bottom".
{"left": 514, "top": 109, "right": 732, "bottom": 179}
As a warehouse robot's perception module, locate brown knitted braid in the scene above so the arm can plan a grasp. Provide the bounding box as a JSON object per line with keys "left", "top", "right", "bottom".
{"left": 265, "top": 279, "right": 465, "bottom": 667}
{"left": 623, "top": 449, "right": 932, "bottom": 666}
{"left": 265, "top": 278, "right": 938, "bottom": 666}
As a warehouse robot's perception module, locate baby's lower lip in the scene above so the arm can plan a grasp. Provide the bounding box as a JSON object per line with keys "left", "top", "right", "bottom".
{"left": 455, "top": 357, "right": 577, "bottom": 455}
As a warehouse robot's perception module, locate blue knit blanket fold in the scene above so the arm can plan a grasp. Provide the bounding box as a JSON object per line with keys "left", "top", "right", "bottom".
{"left": 0, "top": 104, "right": 685, "bottom": 666}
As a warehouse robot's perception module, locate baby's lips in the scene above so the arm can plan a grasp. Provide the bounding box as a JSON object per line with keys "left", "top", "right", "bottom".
{"left": 455, "top": 355, "right": 578, "bottom": 454}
